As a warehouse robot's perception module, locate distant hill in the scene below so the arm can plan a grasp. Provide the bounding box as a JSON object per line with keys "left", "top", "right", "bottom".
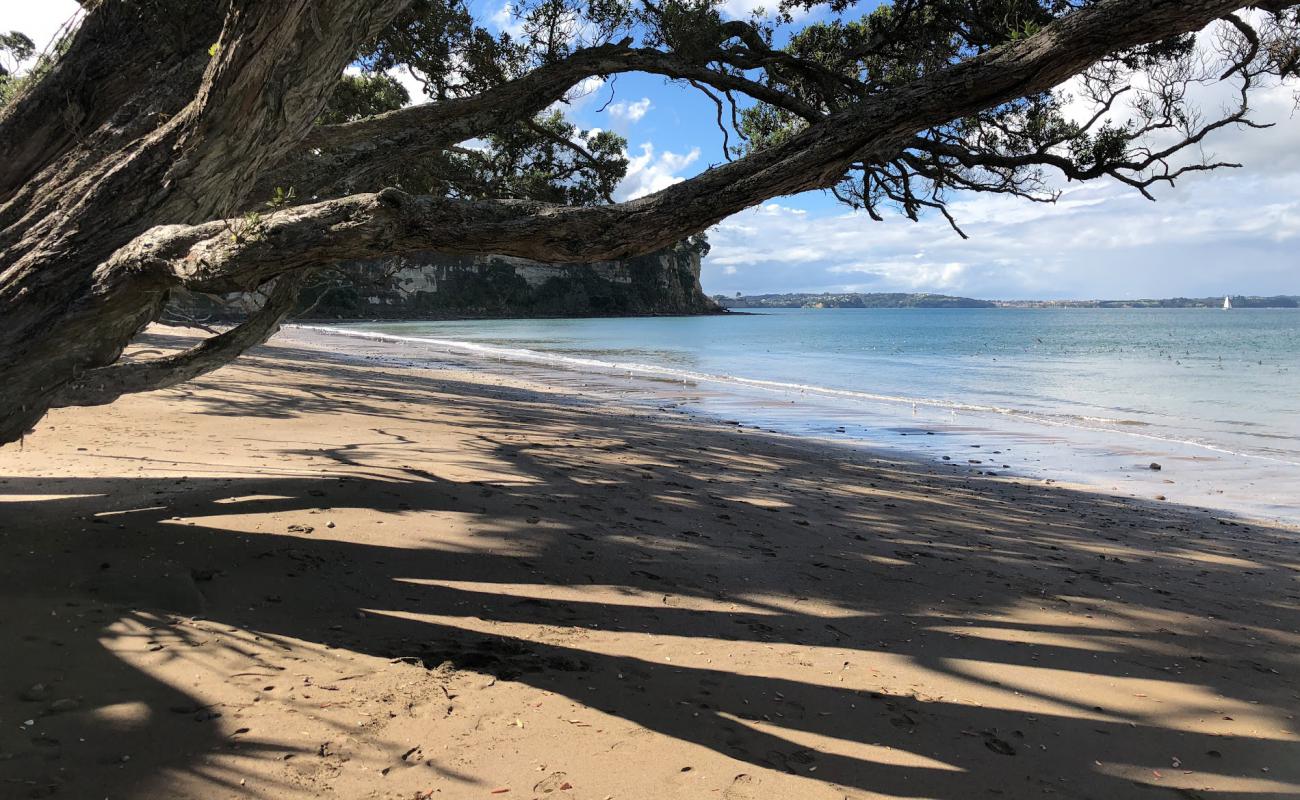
{"left": 715, "top": 293, "right": 1300, "bottom": 310}
{"left": 716, "top": 292, "right": 995, "bottom": 309}
{"left": 994, "top": 295, "right": 1300, "bottom": 308}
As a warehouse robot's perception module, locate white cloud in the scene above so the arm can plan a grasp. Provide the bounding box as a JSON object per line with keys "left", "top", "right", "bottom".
{"left": 490, "top": 3, "right": 527, "bottom": 38}
{"left": 719, "top": 0, "right": 810, "bottom": 21}
{"left": 554, "top": 76, "right": 608, "bottom": 114}
{"left": 703, "top": 21, "right": 1300, "bottom": 301}
{"left": 575, "top": 76, "right": 606, "bottom": 95}
{"left": 386, "top": 65, "right": 429, "bottom": 104}
{"left": 757, "top": 203, "right": 807, "bottom": 217}
{"left": 607, "top": 97, "right": 652, "bottom": 124}
{"left": 616, "top": 143, "right": 701, "bottom": 201}
{"left": 828, "top": 259, "right": 970, "bottom": 290}
{"left": 703, "top": 164, "right": 1300, "bottom": 299}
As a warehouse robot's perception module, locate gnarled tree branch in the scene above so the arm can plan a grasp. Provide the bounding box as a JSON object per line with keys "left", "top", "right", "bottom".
{"left": 261, "top": 43, "right": 824, "bottom": 200}
{"left": 51, "top": 271, "right": 306, "bottom": 409}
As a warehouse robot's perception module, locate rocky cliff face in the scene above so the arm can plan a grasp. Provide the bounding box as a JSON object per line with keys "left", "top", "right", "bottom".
{"left": 311, "top": 236, "right": 718, "bottom": 318}
{"left": 173, "top": 238, "right": 718, "bottom": 320}
{"left": 259, "top": 236, "right": 719, "bottom": 319}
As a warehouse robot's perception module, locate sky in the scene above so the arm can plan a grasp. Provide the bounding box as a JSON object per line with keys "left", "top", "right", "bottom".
{"left": 7, "top": 0, "right": 1298, "bottom": 300}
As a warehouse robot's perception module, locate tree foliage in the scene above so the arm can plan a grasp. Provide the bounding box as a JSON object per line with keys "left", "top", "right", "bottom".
{"left": 0, "top": 31, "right": 39, "bottom": 106}
{"left": 319, "top": 72, "right": 411, "bottom": 123}
{"left": 320, "top": 12, "right": 631, "bottom": 204}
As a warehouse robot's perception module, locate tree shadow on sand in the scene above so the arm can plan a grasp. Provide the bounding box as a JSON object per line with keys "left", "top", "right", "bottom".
{"left": 2, "top": 337, "right": 1298, "bottom": 798}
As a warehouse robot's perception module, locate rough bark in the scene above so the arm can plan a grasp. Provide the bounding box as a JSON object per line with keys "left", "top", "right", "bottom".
{"left": 0, "top": 0, "right": 225, "bottom": 205}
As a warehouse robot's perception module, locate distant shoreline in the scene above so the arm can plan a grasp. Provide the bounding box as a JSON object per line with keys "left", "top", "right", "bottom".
{"left": 715, "top": 291, "right": 1300, "bottom": 310}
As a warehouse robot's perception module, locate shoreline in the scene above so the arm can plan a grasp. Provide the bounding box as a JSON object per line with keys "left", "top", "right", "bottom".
{"left": 285, "top": 322, "right": 1300, "bottom": 525}
{"left": 3, "top": 326, "right": 1298, "bottom": 800}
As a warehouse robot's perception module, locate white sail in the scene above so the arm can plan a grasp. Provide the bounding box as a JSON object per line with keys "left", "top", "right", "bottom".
{"left": 1223, "top": 296, "right": 1232, "bottom": 309}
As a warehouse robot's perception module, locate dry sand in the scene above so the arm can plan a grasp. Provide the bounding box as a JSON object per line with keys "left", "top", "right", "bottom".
{"left": 1, "top": 326, "right": 1298, "bottom": 800}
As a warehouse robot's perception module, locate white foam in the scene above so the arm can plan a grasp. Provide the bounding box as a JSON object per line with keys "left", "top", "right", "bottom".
{"left": 292, "top": 324, "right": 1300, "bottom": 467}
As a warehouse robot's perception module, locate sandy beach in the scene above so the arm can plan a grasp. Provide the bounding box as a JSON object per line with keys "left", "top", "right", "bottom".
{"left": 2, "top": 325, "right": 1298, "bottom": 800}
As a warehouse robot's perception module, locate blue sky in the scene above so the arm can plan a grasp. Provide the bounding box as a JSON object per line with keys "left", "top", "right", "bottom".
{"left": 11, "top": 0, "right": 1299, "bottom": 300}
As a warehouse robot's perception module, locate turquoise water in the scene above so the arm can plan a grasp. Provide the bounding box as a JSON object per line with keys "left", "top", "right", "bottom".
{"left": 304, "top": 308, "right": 1300, "bottom": 519}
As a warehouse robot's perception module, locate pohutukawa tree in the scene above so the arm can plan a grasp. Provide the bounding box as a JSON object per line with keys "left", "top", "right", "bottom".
{"left": 1, "top": 0, "right": 1297, "bottom": 444}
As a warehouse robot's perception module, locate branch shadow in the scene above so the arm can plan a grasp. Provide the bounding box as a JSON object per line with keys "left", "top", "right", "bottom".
{"left": 2, "top": 335, "right": 1298, "bottom": 798}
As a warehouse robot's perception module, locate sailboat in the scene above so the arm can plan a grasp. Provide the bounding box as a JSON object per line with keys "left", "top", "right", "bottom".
{"left": 1223, "top": 295, "right": 1233, "bottom": 309}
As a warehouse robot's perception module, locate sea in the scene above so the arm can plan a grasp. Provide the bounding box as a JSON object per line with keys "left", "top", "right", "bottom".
{"left": 294, "top": 307, "right": 1300, "bottom": 522}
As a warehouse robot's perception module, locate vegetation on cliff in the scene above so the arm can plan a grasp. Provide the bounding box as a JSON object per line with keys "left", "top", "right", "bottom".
{"left": 719, "top": 292, "right": 994, "bottom": 309}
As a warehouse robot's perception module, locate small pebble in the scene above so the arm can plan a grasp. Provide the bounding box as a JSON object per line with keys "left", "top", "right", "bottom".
{"left": 48, "top": 698, "right": 81, "bottom": 713}
{"left": 20, "top": 683, "right": 49, "bottom": 702}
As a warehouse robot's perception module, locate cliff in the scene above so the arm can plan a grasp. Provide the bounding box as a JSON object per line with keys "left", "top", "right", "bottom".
{"left": 719, "top": 292, "right": 995, "bottom": 309}
{"left": 173, "top": 237, "right": 720, "bottom": 321}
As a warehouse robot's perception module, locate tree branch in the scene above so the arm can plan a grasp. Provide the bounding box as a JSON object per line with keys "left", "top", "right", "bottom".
{"left": 51, "top": 271, "right": 305, "bottom": 409}
{"left": 175, "top": 0, "right": 1273, "bottom": 286}
{"left": 263, "top": 43, "right": 823, "bottom": 199}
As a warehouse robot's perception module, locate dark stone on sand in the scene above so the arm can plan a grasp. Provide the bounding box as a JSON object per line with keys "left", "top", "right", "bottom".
{"left": 20, "top": 683, "right": 50, "bottom": 702}
{"left": 48, "top": 698, "right": 81, "bottom": 713}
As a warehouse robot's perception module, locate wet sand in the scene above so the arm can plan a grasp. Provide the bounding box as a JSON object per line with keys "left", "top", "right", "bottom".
{"left": 290, "top": 322, "right": 1300, "bottom": 522}
{"left": 1, "top": 326, "right": 1298, "bottom": 799}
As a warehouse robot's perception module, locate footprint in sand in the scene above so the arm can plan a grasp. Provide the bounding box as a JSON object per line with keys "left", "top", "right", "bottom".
{"left": 533, "top": 771, "right": 570, "bottom": 793}
{"left": 723, "top": 773, "right": 760, "bottom": 800}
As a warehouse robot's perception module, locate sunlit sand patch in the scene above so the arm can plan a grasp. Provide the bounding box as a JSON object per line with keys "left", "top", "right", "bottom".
{"left": 649, "top": 493, "right": 709, "bottom": 510}
{"left": 622, "top": 535, "right": 721, "bottom": 555}
{"left": 0, "top": 493, "right": 105, "bottom": 503}
{"left": 716, "top": 495, "right": 794, "bottom": 509}
{"left": 1095, "top": 762, "right": 1300, "bottom": 795}
{"left": 1166, "top": 549, "right": 1264, "bottom": 568}
{"left": 927, "top": 625, "right": 1123, "bottom": 653}
{"left": 361, "top": 610, "right": 1292, "bottom": 738}
{"left": 1049, "top": 538, "right": 1265, "bottom": 570}
{"left": 152, "top": 508, "right": 486, "bottom": 540}
{"left": 974, "top": 604, "right": 1132, "bottom": 630}
{"left": 89, "top": 701, "right": 153, "bottom": 730}
{"left": 393, "top": 579, "right": 781, "bottom": 615}
{"left": 1045, "top": 541, "right": 1164, "bottom": 561}
{"left": 716, "top": 711, "right": 966, "bottom": 773}
{"left": 854, "top": 554, "right": 916, "bottom": 566}
{"left": 212, "top": 494, "right": 298, "bottom": 504}
{"left": 93, "top": 505, "right": 175, "bottom": 516}
{"left": 77, "top": 453, "right": 335, "bottom": 479}
{"left": 1047, "top": 597, "right": 1300, "bottom": 649}
{"left": 935, "top": 657, "right": 1295, "bottom": 738}
{"left": 732, "top": 593, "right": 888, "bottom": 619}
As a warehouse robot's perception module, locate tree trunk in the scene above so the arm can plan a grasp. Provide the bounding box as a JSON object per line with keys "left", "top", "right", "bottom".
{"left": 0, "top": 0, "right": 412, "bottom": 443}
